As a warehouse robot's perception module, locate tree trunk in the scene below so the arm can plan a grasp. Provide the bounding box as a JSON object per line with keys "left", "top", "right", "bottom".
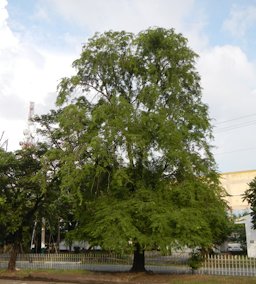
{"left": 130, "top": 243, "right": 146, "bottom": 272}
{"left": 57, "top": 218, "right": 60, "bottom": 253}
{"left": 8, "top": 243, "right": 18, "bottom": 271}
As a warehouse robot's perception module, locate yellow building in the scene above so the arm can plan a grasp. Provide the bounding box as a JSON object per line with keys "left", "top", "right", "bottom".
{"left": 220, "top": 170, "right": 256, "bottom": 256}
{"left": 220, "top": 170, "right": 256, "bottom": 214}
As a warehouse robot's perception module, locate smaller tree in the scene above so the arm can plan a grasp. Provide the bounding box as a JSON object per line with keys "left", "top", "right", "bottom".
{"left": 0, "top": 145, "right": 50, "bottom": 270}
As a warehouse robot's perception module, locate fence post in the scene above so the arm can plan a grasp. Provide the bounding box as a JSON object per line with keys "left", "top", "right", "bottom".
{"left": 253, "top": 256, "right": 255, "bottom": 276}
{"left": 218, "top": 254, "right": 221, "bottom": 275}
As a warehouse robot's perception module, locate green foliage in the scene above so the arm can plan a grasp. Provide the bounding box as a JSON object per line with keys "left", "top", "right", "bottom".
{"left": 40, "top": 28, "right": 230, "bottom": 256}
{"left": 188, "top": 251, "right": 204, "bottom": 271}
{"left": 244, "top": 177, "right": 256, "bottom": 229}
{"left": 0, "top": 145, "right": 50, "bottom": 250}
{"left": 0, "top": 144, "right": 61, "bottom": 251}
{"left": 228, "top": 222, "right": 247, "bottom": 252}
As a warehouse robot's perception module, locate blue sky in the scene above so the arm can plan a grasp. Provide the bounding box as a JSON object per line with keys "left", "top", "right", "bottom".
{"left": 1, "top": 0, "right": 256, "bottom": 173}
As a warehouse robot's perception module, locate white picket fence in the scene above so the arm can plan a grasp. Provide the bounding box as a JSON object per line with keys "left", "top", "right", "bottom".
{"left": 198, "top": 254, "right": 256, "bottom": 277}
{"left": 1, "top": 252, "right": 256, "bottom": 276}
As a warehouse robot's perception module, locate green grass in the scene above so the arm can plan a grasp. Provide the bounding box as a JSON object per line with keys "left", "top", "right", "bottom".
{"left": 1, "top": 269, "right": 256, "bottom": 283}
{"left": 169, "top": 275, "right": 256, "bottom": 283}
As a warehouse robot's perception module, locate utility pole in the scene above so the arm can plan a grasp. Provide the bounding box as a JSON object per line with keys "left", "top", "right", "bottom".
{"left": 0, "top": 131, "right": 8, "bottom": 151}
{"left": 20, "top": 102, "right": 46, "bottom": 254}
{"left": 41, "top": 218, "right": 46, "bottom": 254}
{"left": 20, "top": 102, "right": 35, "bottom": 148}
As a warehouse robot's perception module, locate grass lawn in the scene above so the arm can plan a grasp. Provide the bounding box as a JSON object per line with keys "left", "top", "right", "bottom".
{"left": 169, "top": 275, "right": 256, "bottom": 283}
{"left": 1, "top": 270, "right": 256, "bottom": 283}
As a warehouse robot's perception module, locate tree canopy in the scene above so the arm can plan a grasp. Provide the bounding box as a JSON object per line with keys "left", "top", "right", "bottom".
{"left": 39, "top": 28, "right": 230, "bottom": 271}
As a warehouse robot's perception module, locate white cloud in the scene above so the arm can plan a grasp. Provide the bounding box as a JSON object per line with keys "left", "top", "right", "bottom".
{"left": 198, "top": 45, "right": 256, "bottom": 172}
{"left": 0, "top": 0, "right": 7, "bottom": 24}
{"left": 44, "top": 0, "right": 209, "bottom": 64}
{"left": 223, "top": 4, "right": 256, "bottom": 38}
{"left": 198, "top": 45, "right": 256, "bottom": 120}
{"left": 0, "top": 0, "right": 18, "bottom": 48}
{"left": 0, "top": 45, "right": 76, "bottom": 150}
{"left": 0, "top": 1, "right": 76, "bottom": 151}
{"left": 43, "top": 0, "right": 211, "bottom": 66}
{"left": 47, "top": 0, "right": 195, "bottom": 33}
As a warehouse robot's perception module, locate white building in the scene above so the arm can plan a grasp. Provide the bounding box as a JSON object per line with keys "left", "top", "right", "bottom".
{"left": 236, "top": 214, "right": 256, "bottom": 258}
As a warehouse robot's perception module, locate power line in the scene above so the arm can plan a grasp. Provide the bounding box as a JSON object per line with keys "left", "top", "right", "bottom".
{"left": 215, "top": 146, "right": 256, "bottom": 155}
{"left": 215, "top": 113, "right": 256, "bottom": 125}
{"left": 212, "top": 112, "right": 256, "bottom": 156}
{"left": 215, "top": 119, "right": 256, "bottom": 133}
{"left": 213, "top": 112, "right": 256, "bottom": 132}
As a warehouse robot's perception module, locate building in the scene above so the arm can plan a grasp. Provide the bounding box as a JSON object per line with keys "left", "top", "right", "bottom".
{"left": 220, "top": 170, "right": 256, "bottom": 214}
{"left": 220, "top": 170, "right": 256, "bottom": 257}
{"left": 236, "top": 215, "right": 256, "bottom": 257}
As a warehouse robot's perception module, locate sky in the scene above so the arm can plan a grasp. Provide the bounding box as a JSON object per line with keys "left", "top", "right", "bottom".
{"left": 1, "top": 0, "right": 256, "bottom": 173}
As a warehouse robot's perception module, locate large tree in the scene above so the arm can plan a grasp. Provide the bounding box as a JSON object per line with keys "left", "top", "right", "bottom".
{"left": 47, "top": 28, "right": 230, "bottom": 271}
